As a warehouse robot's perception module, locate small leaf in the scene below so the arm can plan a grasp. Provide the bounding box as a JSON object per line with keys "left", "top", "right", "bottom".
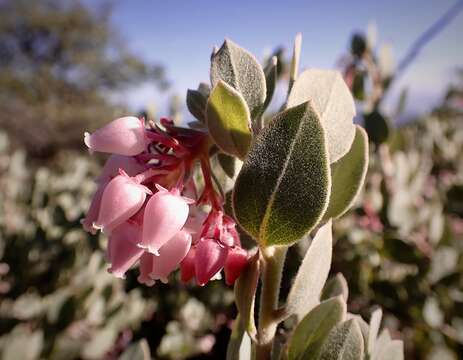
{"left": 288, "top": 297, "right": 346, "bottom": 360}
{"left": 368, "top": 308, "right": 383, "bottom": 356}
{"left": 285, "top": 221, "right": 332, "bottom": 319}
{"left": 323, "top": 125, "right": 369, "bottom": 220}
{"left": 206, "top": 80, "right": 252, "bottom": 159}
{"left": 187, "top": 86, "right": 209, "bottom": 123}
{"left": 318, "top": 319, "right": 364, "bottom": 360}
{"left": 233, "top": 101, "right": 331, "bottom": 246}
{"left": 211, "top": 39, "right": 266, "bottom": 119}
{"left": 287, "top": 69, "right": 356, "bottom": 163}
{"left": 288, "top": 33, "right": 302, "bottom": 94}
{"left": 119, "top": 339, "right": 151, "bottom": 360}
{"left": 218, "top": 153, "right": 237, "bottom": 179}
{"left": 234, "top": 253, "right": 259, "bottom": 337}
{"left": 321, "top": 273, "right": 349, "bottom": 302}
{"left": 263, "top": 56, "right": 278, "bottom": 112}
{"left": 364, "top": 110, "right": 390, "bottom": 145}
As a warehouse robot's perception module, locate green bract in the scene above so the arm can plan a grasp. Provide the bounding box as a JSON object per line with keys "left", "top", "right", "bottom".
{"left": 232, "top": 101, "right": 331, "bottom": 247}
{"left": 206, "top": 80, "right": 252, "bottom": 159}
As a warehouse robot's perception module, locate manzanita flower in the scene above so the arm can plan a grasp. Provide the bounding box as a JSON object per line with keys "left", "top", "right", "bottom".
{"left": 84, "top": 116, "right": 148, "bottom": 156}
{"left": 195, "top": 238, "right": 229, "bottom": 286}
{"left": 137, "top": 253, "right": 155, "bottom": 286}
{"left": 139, "top": 185, "right": 193, "bottom": 255}
{"left": 224, "top": 247, "right": 248, "bottom": 285}
{"left": 94, "top": 170, "right": 151, "bottom": 233}
{"left": 150, "top": 230, "right": 192, "bottom": 283}
{"left": 180, "top": 247, "right": 196, "bottom": 283}
{"left": 81, "top": 181, "right": 106, "bottom": 234}
{"left": 107, "top": 222, "right": 144, "bottom": 278}
{"left": 97, "top": 154, "right": 146, "bottom": 184}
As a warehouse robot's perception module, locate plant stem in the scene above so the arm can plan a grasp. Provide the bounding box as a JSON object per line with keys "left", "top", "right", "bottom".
{"left": 256, "top": 246, "right": 287, "bottom": 360}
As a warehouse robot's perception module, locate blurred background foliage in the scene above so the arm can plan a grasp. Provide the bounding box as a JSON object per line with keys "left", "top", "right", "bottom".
{"left": 0, "top": 0, "right": 462, "bottom": 359}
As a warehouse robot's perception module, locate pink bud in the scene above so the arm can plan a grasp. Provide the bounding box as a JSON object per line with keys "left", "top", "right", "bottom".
{"left": 180, "top": 247, "right": 196, "bottom": 283}
{"left": 81, "top": 181, "right": 106, "bottom": 234}
{"left": 195, "top": 238, "right": 229, "bottom": 286}
{"left": 151, "top": 230, "right": 192, "bottom": 283}
{"left": 97, "top": 154, "right": 146, "bottom": 184}
{"left": 183, "top": 207, "right": 208, "bottom": 244}
{"left": 224, "top": 247, "right": 248, "bottom": 285}
{"left": 137, "top": 253, "right": 155, "bottom": 286}
{"left": 139, "top": 186, "right": 190, "bottom": 254}
{"left": 84, "top": 116, "right": 148, "bottom": 156}
{"left": 94, "top": 172, "right": 151, "bottom": 232}
{"left": 107, "top": 222, "right": 144, "bottom": 278}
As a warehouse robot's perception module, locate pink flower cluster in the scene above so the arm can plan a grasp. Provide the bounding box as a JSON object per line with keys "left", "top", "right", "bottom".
{"left": 81, "top": 116, "right": 249, "bottom": 286}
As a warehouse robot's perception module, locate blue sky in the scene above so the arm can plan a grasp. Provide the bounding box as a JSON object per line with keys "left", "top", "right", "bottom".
{"left": 97, "top": 0, "right": 462, "bottom": 119}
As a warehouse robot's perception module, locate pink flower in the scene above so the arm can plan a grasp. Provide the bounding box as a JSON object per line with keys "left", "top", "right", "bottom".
{"left": 81, "top": 181, "right": 106, "bottom": 234}
{"left": 84, "top": 116, "right": 148, "bottom": 156}
{"left": 107, "top": 222, "right": 144, "bottom": 278}
{"left": 138, "top": 253, "right": 155, "bottom": 286}
{"left": 94, "top": 171, "right": 151, "bottom": 233}
{"left": 180, "top": 247, "right": 196, "bottom": 283}
{"left": 97, "top": 154, "right": 146, "bottom": 184}
{"left": 150, "top": 230, "right": 192, "bottom": 283}
{"left": 183, "top": 207, "right": 208, "bottom": 244}
{"left": 139, "top": 185, "right": 192, "bottom": 255}
{"left": 195, "top": 238, "right": 229, "bottom": 286}
{"left": 224, "top": 247, "right": 248, "bottom": 285}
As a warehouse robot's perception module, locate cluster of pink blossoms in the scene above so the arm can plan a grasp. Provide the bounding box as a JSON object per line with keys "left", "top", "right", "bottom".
{"left": 81, "top": 116, "right": 249, "bottom": 286}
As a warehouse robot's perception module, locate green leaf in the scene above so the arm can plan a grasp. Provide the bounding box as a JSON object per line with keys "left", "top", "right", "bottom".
{"left": 364, "top": 110, "right": 390, "bottom": 145}
{"left": 218, "top": 153, "right": 237, "bottom": 179}
{"left": 323, "top": 125, "right": 369, "bottom": 220}
{"left": 211, "top": 39, "right": 266, "bottom": 119}
{"left": 321, "top": 273, "right": 349, "bottom": 302}
{"left": 263, "top": 56, "right": 278, "bottom": 112}
{"left": 318, "top": 319, "right": 364, "bottom": 360}
{"left": 285, "top": 221, "right": 332, "bottom": 319}
{"left": 186, "top": 85, "right": 209, "bottom": 123}
{"left": 232, "top": 101, "right": 331, "bottom": 246}
{"left": 288, "top": 33, "right": 302, "bottom": 94}
{"left": 375, "top": 340, "right": 404, "bottom": 360}
{"left": 206, "top": 80, "right": 252, "bottom": 159}
{"left": 82, "top": 327, "right": 117, "bottom": 359}
{"left": 119, "top": 339, "right": 151, "bottom": 360}
{"left": 287, "top": 69, "right": 356, "bottom": 163}
{"left": 288, "top": 297, "right": 346, "bottom": 360}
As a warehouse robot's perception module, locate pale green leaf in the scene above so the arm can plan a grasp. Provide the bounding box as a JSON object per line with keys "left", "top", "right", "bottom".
{"left": 233, "top": 101, "right": 331, "bottom": 246}
{"left": 318, "top": 319, "right": 364, "bottom": 360}
{"left": 287, "top": 69, "right": 356, "bottom": 163}
{"left": 285, "top": 221, "right": 332, "bottom": 319}
{"left": 206, "top": 80, "right": 252, "bottom": 159}
{"left": 263, "top": 56, "right": 278, "bottom": 112}
{"left": 321, "top": 273, "right": 349, "bottom": 302}
{"left": 368, "top": 308, "right": 383, "bottom": 356}
{"left": 211, "top": 39, "right": 266, "bottom": 119}
{"left": 119, "top": 339, "right": 151, "bottom": 360}
{"left": 288, "top": 297, "right": 346, "bottom": 360}
{"left": 323, "top": 125, "right": 368, "bottom": 220}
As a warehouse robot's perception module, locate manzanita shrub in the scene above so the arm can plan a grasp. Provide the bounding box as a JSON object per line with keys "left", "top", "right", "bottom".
{"left": 82, "top": 35, "right": 404, "bottom": 359}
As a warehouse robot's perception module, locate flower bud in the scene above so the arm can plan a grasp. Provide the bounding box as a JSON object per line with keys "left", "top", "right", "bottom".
{"left": 97, "top": 154, "right": 146, "bottom": 184}
{"left": 139, "top": 185, "right": 191, "bottom": 254}
{"left": 84, "top": 116, "right": 148, "bottom": 156}
{"left": 137, "top": 253, "right": 155, "bottom": 286}
{"left": 94, "top": 171, "right": 151, "bottom": 232}
{"left": 180, "top": 247, "right": 196, "bottom": 283}
{"left": 195, "top": 238, "right": 229, "bottom": 286}
{"left": 81, "top": 181, "right": 106, "bottom": 234}
{"left": 150, "top": 230, "right": 192, "bottom": 283}
{"left": 107, "top": 222, "right": 144, "bottom": 278}
{"left": 224, "top": 247, "right": 248, "bottom": 285}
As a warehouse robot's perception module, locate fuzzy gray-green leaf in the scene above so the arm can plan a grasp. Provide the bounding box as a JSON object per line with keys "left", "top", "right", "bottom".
{"left": 287, "top": 69, "right": 356, "bottom": 163}
{"left": 263, "top": 56, "right": 278, "bottom": 112}
{"left": 232, "top": 101, "right": 331, "bottom": 246}
{"left": 288, "top": 297, "right": 346, "bottom": 360}
{"left": 318, "top": 319, "right": 364, "bottom": 360}
{"left": 321, "top": 273, "right": 349, "bottom": 302}
{"left": 187, "top": 88, "right": 208, "bottom": 123}
{"left": 211, "top": 39, "right": 266, "bottom": 119}
{"left": 323, "top": 125, "right": 369, "bottom": 220}
{"left": 285, "top": 220, "right": 332, "bottom": 318}
{"left": 206, "top": 80, "right": 252, "bottom": 159}
{"left": 119, "top": 339, "right": 151, "bottom": 360}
